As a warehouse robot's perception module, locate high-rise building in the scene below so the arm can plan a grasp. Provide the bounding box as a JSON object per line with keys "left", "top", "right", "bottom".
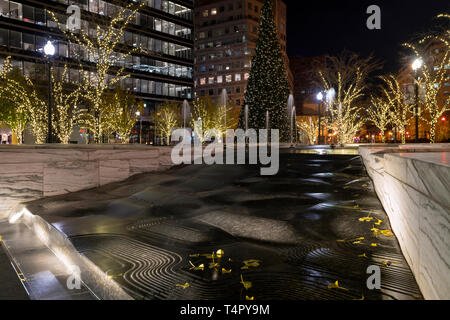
{"left": 289, "top": 56, "right": 325, "bottom": 116}
{"left": 193, "top": 0, "right": 292, "bottom": 108}
{"left": 0, "top": 0, "right": 194, "bottom": 121}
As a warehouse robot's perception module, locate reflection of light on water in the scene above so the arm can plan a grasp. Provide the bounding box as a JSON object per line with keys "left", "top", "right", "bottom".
{"left": 295, "top": 148, "right": 359, "bottom": 155}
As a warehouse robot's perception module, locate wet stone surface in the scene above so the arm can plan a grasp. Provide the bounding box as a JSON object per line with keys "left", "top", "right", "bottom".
{"left": 28, "top": 152, "right": 423, "bottom": 300}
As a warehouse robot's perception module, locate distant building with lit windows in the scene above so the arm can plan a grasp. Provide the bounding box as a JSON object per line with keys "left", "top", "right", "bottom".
{"left": 193, "top": 0, "right": 292, "bottom": 107}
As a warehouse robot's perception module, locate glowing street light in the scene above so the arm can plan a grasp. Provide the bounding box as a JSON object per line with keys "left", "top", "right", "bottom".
{"left": 316, "top": 92, "right": 323, "bottom": 101}
{"left": 412, "top": 58, "right": 423, "bottom": 71}
{"left": 316, "top": 92, "right": 323, "bottom": 144}
{"left": 44, "top": 41, "right": 56, "bottom": 56}
{"left": 44, "top": 40, "right": 56, "bottom": 143}
{"left": 412, "top": 58, "right": 423, "bottom": 143}
{"left": 136, "top": 111, "right": 142, "bottom": 144}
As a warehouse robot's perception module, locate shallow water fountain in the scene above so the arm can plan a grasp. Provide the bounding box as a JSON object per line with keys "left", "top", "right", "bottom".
{"left": 286, "top": 94, "right": 295, "bottom": 146}
{"left": 182, "top": 100, "right": 190, "bottom": 129}
{"left": 220, "top": 89, "right": 228, "bottom": 131}
{"left": 245, "top": 104, "right": 249, "bottom": 131}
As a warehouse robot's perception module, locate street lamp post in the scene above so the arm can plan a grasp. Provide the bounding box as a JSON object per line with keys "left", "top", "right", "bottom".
{"left": 44, "top": 40, "right": 55, "bottom": 144}
{"left": 136, "top": 111, "right": 142, "bottom": 144}
{"left": 316, "top": 92, "right": 323, "bottom": 145}
{"left": 412, "top": 58, "right": 423, "bottom": 143}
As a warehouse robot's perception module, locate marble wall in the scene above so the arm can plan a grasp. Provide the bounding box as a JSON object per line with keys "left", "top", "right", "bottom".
{"left": 0, "top": 145, "right": 175, "bottom": 219}
{"left": 360, "top": 145, "right": 450, "bottom": 300}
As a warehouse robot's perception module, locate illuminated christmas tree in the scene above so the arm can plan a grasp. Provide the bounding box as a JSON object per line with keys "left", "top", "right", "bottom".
{"left": 239, "top": 0, "right": 290, "bottom": 140}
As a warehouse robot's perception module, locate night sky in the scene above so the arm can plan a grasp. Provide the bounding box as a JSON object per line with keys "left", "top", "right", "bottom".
{"left": 285, "top": 0, "right": 449, "bottom": 72}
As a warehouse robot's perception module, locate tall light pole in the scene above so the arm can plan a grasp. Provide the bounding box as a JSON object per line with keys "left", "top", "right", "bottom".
{"left": 136, "top": 111, "right": 142, "bottom": 144}
{"left": 412, "top": 58, "right": 423, "bottom": 143}
{"left": 316, "top": 92, "right": 323, "bottom": 145}
{"left": 44, "top": 40, "right": 55, "bottom": 144}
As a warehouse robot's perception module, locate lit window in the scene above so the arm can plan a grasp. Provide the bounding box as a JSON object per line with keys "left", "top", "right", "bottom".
{"left": 202, "top": 10, "right": 208, "bottom": 17}
{"left": 208, "top": 77, "right": 214, "bottom": 84}
{"left": 244, "top": 73, "right": 249, "bottom": 80}
{"left": 217, "top": 75, "right": 223, "bottom": 83}
{"left": 235, "top": 74, "right": 241, "bottom": 81}
{"left": 200, "top": 78, "right": 206, "bottom": 85}
{"left": 211, "top": 8, "right": 217, "bottom": 15}
{"left": 226, "top": 75, "right": 232, "bottom": 82}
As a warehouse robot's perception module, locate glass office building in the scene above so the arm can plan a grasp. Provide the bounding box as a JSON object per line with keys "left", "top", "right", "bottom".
{"left": 0, "top": 0, "right": 194, "bottom": 119}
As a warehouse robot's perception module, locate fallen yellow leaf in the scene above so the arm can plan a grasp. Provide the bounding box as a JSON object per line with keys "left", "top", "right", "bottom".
{"left": 370, "top": 243, "right": 377, "bottom": 247}
{"left": 358, "top": 253, "right": 367, "bottom": 258}
{"left": 359, "top": 216, "right": 374, "bottom": 222}
{"left": 222, "top": 268, "right": 232, "bottom": 274}
{"left": 246, "top": 296, "right": 254, "bottom": 301}
{"left": 374, "top": 219, "right": 383, "bottom": 225}
{"left": 241, "top": 259, "right": 261, "bottom": 270}
{"left": 240, "top": 275, "right": 252, "bottom": 290}
{"left": 176, "top": 282, "right": 190, "bottom": 289}
{"left": 216, "top": 249, "right": 224, "bottom": 258}
{"left": 328, "top": 280, "right": 349, "bottom": 291}
{"left": 380, "top": 230, "right": 394, "bottom": 237}
{"left": 189, "top": 261, "right": 205, "bottom": 271}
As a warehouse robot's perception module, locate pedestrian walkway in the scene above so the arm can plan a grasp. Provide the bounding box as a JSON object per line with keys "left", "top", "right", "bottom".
{"left": 0, "top": 221, "right": 97, "bottom": 300}
{"left": 0, "top": 233, "right": 29, "bottom": 300}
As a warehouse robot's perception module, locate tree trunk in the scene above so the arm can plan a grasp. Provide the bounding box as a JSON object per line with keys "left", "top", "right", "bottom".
{"left": 430, "top": 122, "right": 436, "bottom": 144}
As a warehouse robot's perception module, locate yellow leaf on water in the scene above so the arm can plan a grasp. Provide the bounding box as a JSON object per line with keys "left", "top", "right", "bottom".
{"left": 358, "top": 253, "right": 367, "bottom": 258}
{"left": 343, "top": 186, "right": 349, "bottom": 189}
{"left": 216, "top": 249, "right": 225, "bottom": 258}
{"left": 374, "top": 219, "right": 383, "bottom": 226}
{"left": 176, "top": 282, "right": 190, "bottom": 289}
{"left": 328, "top": 280, "right": 349, "bottom": 291}
{"left": 362, "top": 184, "right": 368, "bottom": 188}
{"left": 370, "top": 243, "right": 377, "bottom": 247}
{"left": 222, "top": 268, "right": 232, "bottom": 274}
{"left": 209, "top": 262, "right": 220, "bottom": 269}
{"left": 241, "top": 259, "right": 261, "bottom": 270}
{"left": 240, "top": 275, "right": 252, "bottom": 290}
{"left": 382, "top": 260, "right": 392, "bottom": 267}
{"left": 246, "top": 296, "right": 254, "bottom": 301}
{"left": 359, "top": 216, "right": 374, "bottom": 222}
{"left": 352, "top": 241, "right": 362, "bottom": 244}
{"left": 380, "top": 230, "right": 394, "bottom": 237}
{"left": 201, "top": 253, "right": 215, "bottom": 259}
{"left": 336, "top": 239, "right": 346, "bottom": 242}
{"left": 189, "top": 261, "right": 205, "bottom": 271}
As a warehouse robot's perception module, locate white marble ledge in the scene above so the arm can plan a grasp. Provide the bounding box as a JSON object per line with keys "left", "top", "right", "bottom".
{"left": 396, "top": 152, "right": 450, "bottom": 167}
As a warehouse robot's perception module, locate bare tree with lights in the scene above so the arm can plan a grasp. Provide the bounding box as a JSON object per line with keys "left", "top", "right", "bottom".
{"left": 152, "top": 101, "right": 180, "bottom": 146}
{"left": 102, "top": 87, "right": 144, "bottom": 143}
{"left": 51, "top": 65, "right": 82, "bottom": 144}
{"left": 0, "top": 57, "right": 48, "bottom": 144}
{"left": 368, "top": 95, "right": 392, "bottom": 143}
{"left": 48, "top": 3, "right": 144, "bottom": 143}
{"left": 379, "top": 75, "right": 412, "bottom": 144}
{"left": 297, "top": 117, "right": 318, "bottom": 145}
{"left": 318, "top": 51, "right": 381, "bottom": 144}
{"left": 404, "top": 35, "right": 450, "bottom": 143}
